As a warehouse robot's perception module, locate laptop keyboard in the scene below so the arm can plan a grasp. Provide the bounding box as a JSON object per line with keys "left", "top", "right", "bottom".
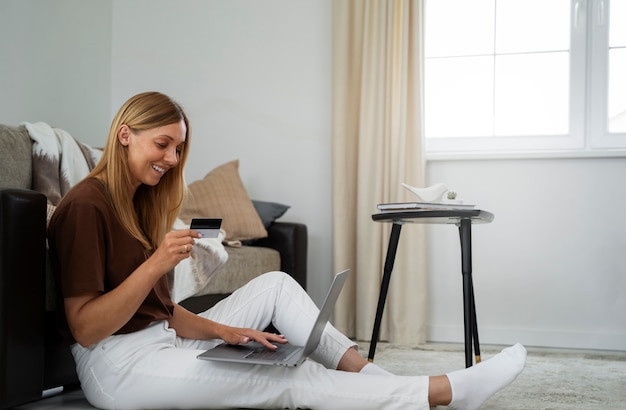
{"left": 245, "top": 345, "right": 297, "bottom": 361}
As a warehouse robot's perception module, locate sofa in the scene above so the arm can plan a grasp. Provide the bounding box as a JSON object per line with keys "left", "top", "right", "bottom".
{"left": 0, "top": 124, "right": 307, "bottom": 409}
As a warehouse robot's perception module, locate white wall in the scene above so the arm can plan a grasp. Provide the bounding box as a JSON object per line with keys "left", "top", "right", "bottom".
{"left": 0, "top": 0, "right": 112, "bottom": 144}
{"left": 110, "top": 0, "right": 334, "bottom": 303}
{"left": 2, "top": 0, "right": 624, "bottom": 351}
{"left": 426, "top": 158, "right": 626, "bottom": 351}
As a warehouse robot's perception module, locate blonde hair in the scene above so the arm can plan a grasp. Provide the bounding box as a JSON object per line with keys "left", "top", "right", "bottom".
{"left": 89, "top": 91, "right": 191, "bottom": 250}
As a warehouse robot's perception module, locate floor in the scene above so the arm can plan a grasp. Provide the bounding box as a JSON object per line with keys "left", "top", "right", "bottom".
{"left": 13, "top": 388, "right": 92, "bottom": 410}
{"left": 12, "top": 342, "right": 626, "bottom": 409}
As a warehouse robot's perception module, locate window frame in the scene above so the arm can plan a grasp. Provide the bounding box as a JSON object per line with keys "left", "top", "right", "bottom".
{"left": 424, "top": 0, "right": 626, "bottom": 160}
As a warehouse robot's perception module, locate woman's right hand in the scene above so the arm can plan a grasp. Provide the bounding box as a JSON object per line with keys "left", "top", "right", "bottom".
{"left": 148, "top": 228, "right": 201, "bottom": 275}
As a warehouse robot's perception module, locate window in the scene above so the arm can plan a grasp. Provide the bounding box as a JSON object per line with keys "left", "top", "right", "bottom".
{"left": 424, "top": 0, "right": 626, "bottom": 158}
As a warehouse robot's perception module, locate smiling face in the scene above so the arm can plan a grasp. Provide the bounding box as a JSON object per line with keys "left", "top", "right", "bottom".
{"left": 117, "top": 120, "right": 187, "bottom": 192}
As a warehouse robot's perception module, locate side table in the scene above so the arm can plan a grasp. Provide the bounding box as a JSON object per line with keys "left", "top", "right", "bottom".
{"left": 368, "top": 209, "right": 494, "bottom": 368}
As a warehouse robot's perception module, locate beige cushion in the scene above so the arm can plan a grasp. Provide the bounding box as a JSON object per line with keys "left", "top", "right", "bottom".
{"left": 180, "top": 160, "right": 267, "bottom": 241}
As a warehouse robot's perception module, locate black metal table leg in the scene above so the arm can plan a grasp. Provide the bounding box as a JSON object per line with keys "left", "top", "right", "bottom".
{"left": 469, "top": 273, "right": 481, "bottom": 364}
{"left": 368, "top": 223, "right": 403, "bottom": 362}
{"left": 459, "top": 218, "right": 479, "bottom": 368}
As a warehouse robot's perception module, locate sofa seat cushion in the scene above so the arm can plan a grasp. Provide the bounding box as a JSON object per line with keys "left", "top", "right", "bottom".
{"left": 207, "top": 246, "right": 280, "bottom": 294}
{"left": 0, "top": 124, "right": 32, "bottom": 189}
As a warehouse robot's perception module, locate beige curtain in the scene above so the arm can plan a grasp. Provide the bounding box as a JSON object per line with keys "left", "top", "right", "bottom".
{"left": 332, "top": 0, "right": 427, "bottom": 345}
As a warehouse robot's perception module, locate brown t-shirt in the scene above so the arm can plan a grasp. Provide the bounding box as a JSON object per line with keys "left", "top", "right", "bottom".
{"left": 48, "top": 177, "right": 174, "bottom": 344}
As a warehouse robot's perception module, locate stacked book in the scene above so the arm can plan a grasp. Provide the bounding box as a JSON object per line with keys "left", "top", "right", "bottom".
{"left": 377, "top": 201, "right": 476, "bottom": 213}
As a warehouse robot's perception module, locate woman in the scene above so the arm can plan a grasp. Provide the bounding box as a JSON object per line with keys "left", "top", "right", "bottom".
{"left": 48, "top": 91, "right": 526, "bottom": 409}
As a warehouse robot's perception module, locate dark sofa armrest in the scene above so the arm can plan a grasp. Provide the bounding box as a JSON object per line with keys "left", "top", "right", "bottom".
{"left": 0, "top": 188, "right": 47, "bottom": 409}
{"left": 252, "top": 222, "right": 308, "bottom": 290}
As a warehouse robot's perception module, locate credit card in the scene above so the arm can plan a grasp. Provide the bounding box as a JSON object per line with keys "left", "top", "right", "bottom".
{"left": 190, "top": 218, "right": 222, "bottom": 238}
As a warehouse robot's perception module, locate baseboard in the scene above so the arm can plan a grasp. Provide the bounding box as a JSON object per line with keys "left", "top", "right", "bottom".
{"left": 427, "top": 325, "right": 626, "bottom": 351}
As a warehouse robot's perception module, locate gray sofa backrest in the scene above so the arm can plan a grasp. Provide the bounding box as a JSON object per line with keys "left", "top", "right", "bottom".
{"left": 0, "top": 124, "right": 32, "bottom": 189}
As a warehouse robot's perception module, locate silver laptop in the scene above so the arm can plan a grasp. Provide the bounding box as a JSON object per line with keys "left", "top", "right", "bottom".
{"left": 197, "top": 269, "right": 349, "bottom": 367}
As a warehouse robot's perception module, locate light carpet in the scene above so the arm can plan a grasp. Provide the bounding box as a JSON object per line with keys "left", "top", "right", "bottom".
{"left": 362, "top": 341, "right": 626, "bottom": 409}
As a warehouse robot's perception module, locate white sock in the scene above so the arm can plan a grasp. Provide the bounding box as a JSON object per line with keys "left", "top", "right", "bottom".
{"left": 447, "top": 343, "right": 527, "bottom": 410}
{"left": 360, "top": 362, "right": 394, "bottom": 376}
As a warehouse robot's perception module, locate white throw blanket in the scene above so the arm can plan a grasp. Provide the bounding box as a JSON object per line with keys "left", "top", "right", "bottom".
{"left": 170, "top": 218, "right": 229, "bottom": 303}
{"left": 23, "top": 121, "right": 102, "bottom": 206}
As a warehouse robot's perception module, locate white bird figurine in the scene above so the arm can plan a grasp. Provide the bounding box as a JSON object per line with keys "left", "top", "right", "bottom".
{"left": 401, "top": 182, "right": 448, "bottom": 203}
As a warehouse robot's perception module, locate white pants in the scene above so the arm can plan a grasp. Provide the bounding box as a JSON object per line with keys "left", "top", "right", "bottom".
{"left": 71, "top": 271, "right": 429, "bottom": 409}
